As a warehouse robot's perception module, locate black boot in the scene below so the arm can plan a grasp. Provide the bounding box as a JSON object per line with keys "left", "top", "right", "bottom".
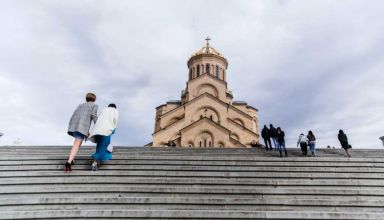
{"left": 285, "top": 149, "right": 288, "bottom": 157}
{"left": 65, "top": 162, "right": 72, "bottom": 173}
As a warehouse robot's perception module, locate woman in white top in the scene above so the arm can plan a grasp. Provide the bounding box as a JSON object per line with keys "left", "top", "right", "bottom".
{"left": 88, "top": 103, "right": 119, "bottom": 171}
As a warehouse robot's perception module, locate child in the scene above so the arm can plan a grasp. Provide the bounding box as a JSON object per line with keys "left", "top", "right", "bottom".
{"left": 88, "top": 103, "right": 119, "bottom": 171}
{"left": 65, "top": 93, "right": 98, "bottom": 172}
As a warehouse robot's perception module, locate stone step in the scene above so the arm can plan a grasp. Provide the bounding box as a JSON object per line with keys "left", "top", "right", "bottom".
{"left": 1, "top": 185, "right": 383, "bottom": 196}
{"left": 1, "top": 170, "right": 383, "bottom": 179}
{"left": 1, "top": 197, "right": 383, "bottom": 207}
{"left": 0, "top": 210, "right": 381, "bottom": 219}
{"left": 1, "top": 159, "right": 383, "bottom": 167}
{"left": 0, "top": 146, "right": 380, "bottom": 152}
{"left": 1, "top": 164, "right": 384, "bottom": 173}
{"left": 0, "top": 183, "right": 384, "bottom": 195}
{"left": 1, "top": 177, "right": 383, "bottom": 186}
{"left": 1, "top": 155, "right": 384, "bottom": 162}
{"left": 1, "top": 146, "right": 383, "bottom": 219}
{"left": 1, "top": 192, "right": 381, "bottom": 200}
{"left": 1, "top": 204, "right": 383, "bottom": 213}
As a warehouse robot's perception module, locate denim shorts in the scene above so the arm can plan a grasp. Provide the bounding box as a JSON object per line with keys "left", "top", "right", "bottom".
{"left": 72, "top": 131, "right": 86, "bottom": 140}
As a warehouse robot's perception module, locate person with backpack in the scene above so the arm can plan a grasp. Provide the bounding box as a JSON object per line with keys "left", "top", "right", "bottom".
{"left": 88, "top": 103, "right": 119, "bottom": 171}
{"left": 65, "top": 93, "right": 98, "bottom": 172}
{"left": 276, "top": 127, "right": 287, "bottom": 157}
{"left": 269, "top": 124, "right": 277, "bottom": 150}
{"left": 297, "top": 133, "right": 308, "bottom": 156}
{"left": 338, "top": 129, "right": 352, "bottom": 157}
{"left": 307, "top": 130, "right": 316, "bottom": 157}
{"left": 261, "top": 125, "right": 272, "bottom": 150}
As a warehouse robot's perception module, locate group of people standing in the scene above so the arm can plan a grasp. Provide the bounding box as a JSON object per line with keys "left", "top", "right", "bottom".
{"left": 261, "top": 123, "right": 353, "bottom": 158}
{"left": 261, "top": 124, "right": 287, "bottom": 157}
{"left": 65, "top": 93, "right": 119, "bottom": 172}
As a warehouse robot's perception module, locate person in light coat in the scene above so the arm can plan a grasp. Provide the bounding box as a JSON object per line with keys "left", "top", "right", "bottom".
{"left": 297, "top": 133, "right": 309, "bottom": 156}
{"left": 65, "top": 93, "right": 98, "bottom": 172}
{"left": 88, "top": 103, "right": 119, "bottom": 171}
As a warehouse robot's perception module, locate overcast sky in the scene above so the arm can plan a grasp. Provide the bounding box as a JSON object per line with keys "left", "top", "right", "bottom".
{"left": 0, "top": 0, "right": 383, "bottom": 148}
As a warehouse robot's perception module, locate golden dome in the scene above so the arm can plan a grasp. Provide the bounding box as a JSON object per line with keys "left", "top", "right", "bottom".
{"left": 188, "top": 37, "right": 228, "bottom": 65}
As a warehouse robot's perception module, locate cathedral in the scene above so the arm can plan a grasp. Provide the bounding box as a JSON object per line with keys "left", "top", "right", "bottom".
{"left": 151, "top": 38, "right": 259, "bottom": 148}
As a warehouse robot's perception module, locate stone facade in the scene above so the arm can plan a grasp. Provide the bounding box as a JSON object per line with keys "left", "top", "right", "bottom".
{"left": 151, "top": 40, "right": 259, "bottom": 147}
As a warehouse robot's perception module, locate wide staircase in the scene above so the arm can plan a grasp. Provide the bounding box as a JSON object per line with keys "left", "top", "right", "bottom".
{"left": 0, "top": 146, "right": 383, "bottom": 219}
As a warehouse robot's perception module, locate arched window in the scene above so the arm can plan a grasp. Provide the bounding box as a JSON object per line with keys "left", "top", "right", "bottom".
{"left": 206, "top": 64, "right": 210, "bottom": 74}
{"left": 209, "top": 141, "right": 212, "bottom": 147}
{"left": 196, "top": 65, "right": 200, "bottom": 76}
{"left": 210, "top": 115, "right": 213, "bottom": 120}
{"left": 215, "top": 65, "right": 219, "bottom": 79}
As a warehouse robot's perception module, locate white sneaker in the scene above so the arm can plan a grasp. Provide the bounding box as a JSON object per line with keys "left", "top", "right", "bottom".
{"left": 91, "top": 161, "right": 98, "bottom": 171}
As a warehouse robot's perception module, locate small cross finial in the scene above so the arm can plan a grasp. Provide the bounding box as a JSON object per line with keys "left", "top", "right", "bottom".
{"left": 205, "top": 36, "right": 211, "bottom": 46}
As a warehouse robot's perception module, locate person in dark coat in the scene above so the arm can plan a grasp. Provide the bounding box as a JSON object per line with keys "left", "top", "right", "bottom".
{"left": 338, "top": 130, "right": 351, "bottom": 157}
{"left": 276, "top": 127, "right": 287, "bottom": 157}
{"left": 269, "top": 124, "right": 277, "bottom": 150}
{"left": 261, "top": 125, "right": 272, "bottom": 150}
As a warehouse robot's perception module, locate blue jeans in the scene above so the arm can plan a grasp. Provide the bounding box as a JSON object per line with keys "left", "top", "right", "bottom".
{"left": 309, "top": 142, "right": 316, "bottom": 156}
{"left": 271, "top": 138, "right": 277, "bottom": 149}
{"left": 277, "top": 141, "right": 287, "bottom": 157}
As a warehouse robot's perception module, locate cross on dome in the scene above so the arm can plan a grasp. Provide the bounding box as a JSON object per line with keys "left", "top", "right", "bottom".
{"left": 205, "top": 36, "right": 211, "bottom": 46}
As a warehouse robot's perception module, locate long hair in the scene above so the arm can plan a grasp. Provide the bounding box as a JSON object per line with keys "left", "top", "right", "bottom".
{"left": 308, "top": 130, "right": 315, "bottom": 139}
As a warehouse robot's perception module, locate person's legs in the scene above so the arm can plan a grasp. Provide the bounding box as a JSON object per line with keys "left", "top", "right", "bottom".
{"left": 271, "top": 138, "right": 277, "bottom": 150}
{"left": 345, "top": 148, "right": 351, "bottom": 157}
{"left": 313, "top": 143, "right": 316, "bottom": 156}
{"left": 277, "top": 142, "right": 283, "bottom": 157}
{"left": 92, "top": 135, "right": 112, "bottom": 170}
{"left": 309, "top": 143, "right": 314, "bottom": 156}
{"left": 303, "top": 143, "right": 308, "bottom": 156}
{"left": 300, "top": 143, "right": 306, "bottom": 156}
{"left": 67, "top": 138, "right": 83, "bottom": 163}
{"left": 282, "top": 142, "right": 287, "bottom": 157}
{"left": 267, "top": 138, "right": 272, "bottom": 150}
{"left": 263, "top": 138, "right": 269, "bottom": 150}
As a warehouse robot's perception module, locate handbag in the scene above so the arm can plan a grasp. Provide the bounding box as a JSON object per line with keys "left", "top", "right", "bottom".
{"left": 107, "top": 143, "right": 113, "bottom": 153}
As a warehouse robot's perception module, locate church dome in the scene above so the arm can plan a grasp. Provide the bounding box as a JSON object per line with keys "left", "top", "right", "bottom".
{"left": 192, "top": 44, "right": 225, "bottom": 58}
{"left": 187, "top": 37, "right": 228, "bottom": 67}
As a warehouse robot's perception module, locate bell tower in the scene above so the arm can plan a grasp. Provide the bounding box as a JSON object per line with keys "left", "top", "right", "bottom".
{"left": 182, "top": 37, "right": 233, "bottom": 104}
{"left": 187, "top": 37, "right": 228, "bottom": 82}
